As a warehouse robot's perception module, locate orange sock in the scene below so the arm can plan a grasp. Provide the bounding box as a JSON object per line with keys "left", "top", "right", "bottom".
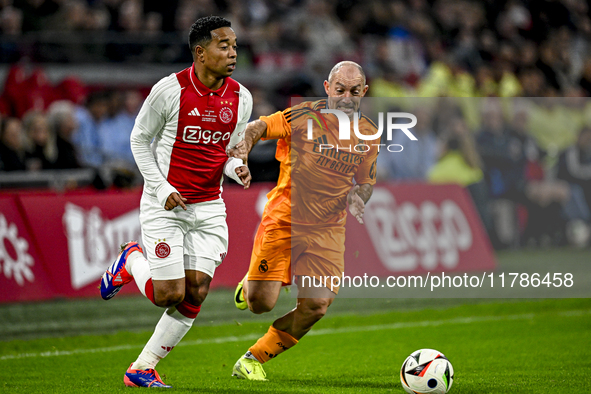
{"left": 248, "top": 326, "right": 298, "bottom": 363}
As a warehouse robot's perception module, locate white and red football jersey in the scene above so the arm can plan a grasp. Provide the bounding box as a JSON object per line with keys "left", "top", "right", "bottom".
{"left": 131, "top": 64, "right": 252, "bottom": 207}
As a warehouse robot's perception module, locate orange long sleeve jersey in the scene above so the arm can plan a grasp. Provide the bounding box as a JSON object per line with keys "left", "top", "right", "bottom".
{"left": 258, "top": 99, "right": 379, "bottom": 227}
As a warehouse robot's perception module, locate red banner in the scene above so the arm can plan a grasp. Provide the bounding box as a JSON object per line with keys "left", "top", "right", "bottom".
{"left": 0, "top": 195, "right": 55, "bottom": 302}
{"left": 344, "top": 183, "right": 496, "bottom": 276}
{"left": 0, "top": 183, "right": 494, "bottom": 303}
{"left": 18, "top": 189, "right": 144, "bottom": 298}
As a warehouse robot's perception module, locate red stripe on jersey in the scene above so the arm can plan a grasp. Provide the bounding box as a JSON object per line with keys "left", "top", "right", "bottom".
{"left": 418, "top": 361, "right": 432, "bottom": 377}
{"left": 168, "top": 65, "right": 241, "bottom": 204}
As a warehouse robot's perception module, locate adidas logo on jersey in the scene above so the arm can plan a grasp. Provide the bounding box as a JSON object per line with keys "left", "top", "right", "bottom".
{"left": 188, "top": 108, "right": 200, "bottom": 116}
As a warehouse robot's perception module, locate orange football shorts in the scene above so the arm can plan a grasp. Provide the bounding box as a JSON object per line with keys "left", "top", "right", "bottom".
{"left": 247, "top": 221, "right": 346, "bottom": 290}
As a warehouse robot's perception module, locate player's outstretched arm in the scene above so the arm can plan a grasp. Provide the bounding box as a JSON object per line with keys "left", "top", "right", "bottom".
{"left": 243, "top": 119, "right": 268, "bottom": 154}
{"left": 347, "top": 184, "right": 373, "bottom": 224}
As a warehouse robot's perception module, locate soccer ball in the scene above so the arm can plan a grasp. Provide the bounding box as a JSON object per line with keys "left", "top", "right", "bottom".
{"left": 400, "top": 349, "right": 454, "bottom": 394}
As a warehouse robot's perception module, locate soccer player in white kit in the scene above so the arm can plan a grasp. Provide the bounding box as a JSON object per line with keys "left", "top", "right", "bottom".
{"left": 99, "top": 16, "right": 252, "bottom": 388}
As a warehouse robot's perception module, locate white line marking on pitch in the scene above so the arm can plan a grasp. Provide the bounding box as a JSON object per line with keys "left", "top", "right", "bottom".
{"left": 1, "top": 309, "right": 588, "bottom": 361}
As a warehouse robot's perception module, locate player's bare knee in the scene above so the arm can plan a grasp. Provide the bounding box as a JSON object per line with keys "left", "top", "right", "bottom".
{"left": 247, "top": 294, "right": 275, "bottom": 314}
{"left": 186, "top": 283, "right": 209, "bottom": 306}
{"left": 154, "top": 290, "right": 185, "bottom": 307}
{"left": 153, "top": 278, "right": 186, "bottom": 307}
{"left": 184, "top": 270, "right": 212, "bottom": 306}
{"left": 248, "top": 303, "right": 272, "bottom": 314}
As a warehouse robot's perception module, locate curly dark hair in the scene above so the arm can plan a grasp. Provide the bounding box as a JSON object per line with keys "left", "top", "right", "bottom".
{"left": 188, "top": 16, "right": 232, "bottom": 54}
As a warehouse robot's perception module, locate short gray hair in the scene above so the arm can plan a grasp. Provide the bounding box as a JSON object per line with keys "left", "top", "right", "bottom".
{"left": 47, "top": 100, "right": 75, "bottom": 133}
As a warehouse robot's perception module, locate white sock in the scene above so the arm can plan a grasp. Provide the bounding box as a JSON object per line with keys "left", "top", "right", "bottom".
{"left": 131, "top": 306, "right": 195, "bottom": 370}
{"left": 126, "top": 251, "right": 151, "bottom": 298}
{"left": 123, "top": 249, "right": 142, "bottom": 272}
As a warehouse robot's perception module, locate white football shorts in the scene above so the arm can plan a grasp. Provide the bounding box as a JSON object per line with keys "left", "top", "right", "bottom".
{"left": 139, "top": 193, "right": 228, "bottom": 280}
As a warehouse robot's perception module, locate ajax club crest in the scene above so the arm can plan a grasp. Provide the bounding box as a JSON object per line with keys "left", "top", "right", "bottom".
{"left": 219, "top": 107, "right": 233, "bottom": 124}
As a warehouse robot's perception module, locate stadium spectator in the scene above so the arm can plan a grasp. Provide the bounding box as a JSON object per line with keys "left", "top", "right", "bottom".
{"left": 22, "top": 110, "right": 57, "bottom": 170}
{"left": 428, "top": 116, "right": 484, "bottom": 188}
{"left": 475, "top": 99, "right": 571, "bottom": 244}
{"left": 518, "top": 67, "right": 548, "bottom": 97}
{"left": 377, "top": 105, "right": 438, "bottom": 181}
{"left": 507, "top": 105, "right": 571, "bottom": 205}
{"left": 0, "top": 6, "right": 23, "bottom": 63}
{"left": 54, "top": 0, "right": 89, "bottom": 31}
{"left": 73, "top": 91, "right": 109, "bottom": 168}
{"left": 368, "top": 63, "right": 412, "bottom": 99}
{"left": 46, "top": 100, "right": 80, "bottom": 169}
{"left": 509, "top": 106, "right": 571, "bottom": 244}
{"left": 0, "top": 5, "right": 23, "bottom": 36}
{"left": 428, "top": 116, "right": 492, "bottom": 236}
{"left": 476, "top": 99, "right": 523, "bottom": 199}
{"left": 0, "top": 117, "right": 27, "bottom": 171}
{"left": 98, "top": 90, "right": 141, "bottom": 169}
{"left": 17, "top": 0, "right": 60, "bottom": 32}
{"left": 557, "top": 126, "right": 591, "bottom": 222}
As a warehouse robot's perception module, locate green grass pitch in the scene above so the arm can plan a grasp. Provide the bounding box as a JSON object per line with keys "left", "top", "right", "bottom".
{"left": 1, "top": 249, "right": 591, "bottom": 393}
{"left": 1, "top": 297, "right": 590, "bottom": 393}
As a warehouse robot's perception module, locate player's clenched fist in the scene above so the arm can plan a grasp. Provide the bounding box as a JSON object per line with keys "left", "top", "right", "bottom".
{"left": 236, "top": 165, "right": 251, "bottom": 189}
{"left": 165, "top": 192, "right": 188, "bottom": 211}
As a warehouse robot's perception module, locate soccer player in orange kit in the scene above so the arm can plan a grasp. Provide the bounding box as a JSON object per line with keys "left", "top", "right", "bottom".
{"left": 230, "top": 61, "right": 379, "bottom": 380}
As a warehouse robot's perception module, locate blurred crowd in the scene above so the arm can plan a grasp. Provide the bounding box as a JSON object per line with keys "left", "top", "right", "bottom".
{"left": 1, "top": 0, "right": 591, "bottom": 97}
{"left": 0, "top": 68, "right": 143, "bottom": 187}
{"left": 2, "top": 0, "right": 591, "bottom": 246}
{"left": 377, "top": 97, "right": 591, "bottom": 248}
